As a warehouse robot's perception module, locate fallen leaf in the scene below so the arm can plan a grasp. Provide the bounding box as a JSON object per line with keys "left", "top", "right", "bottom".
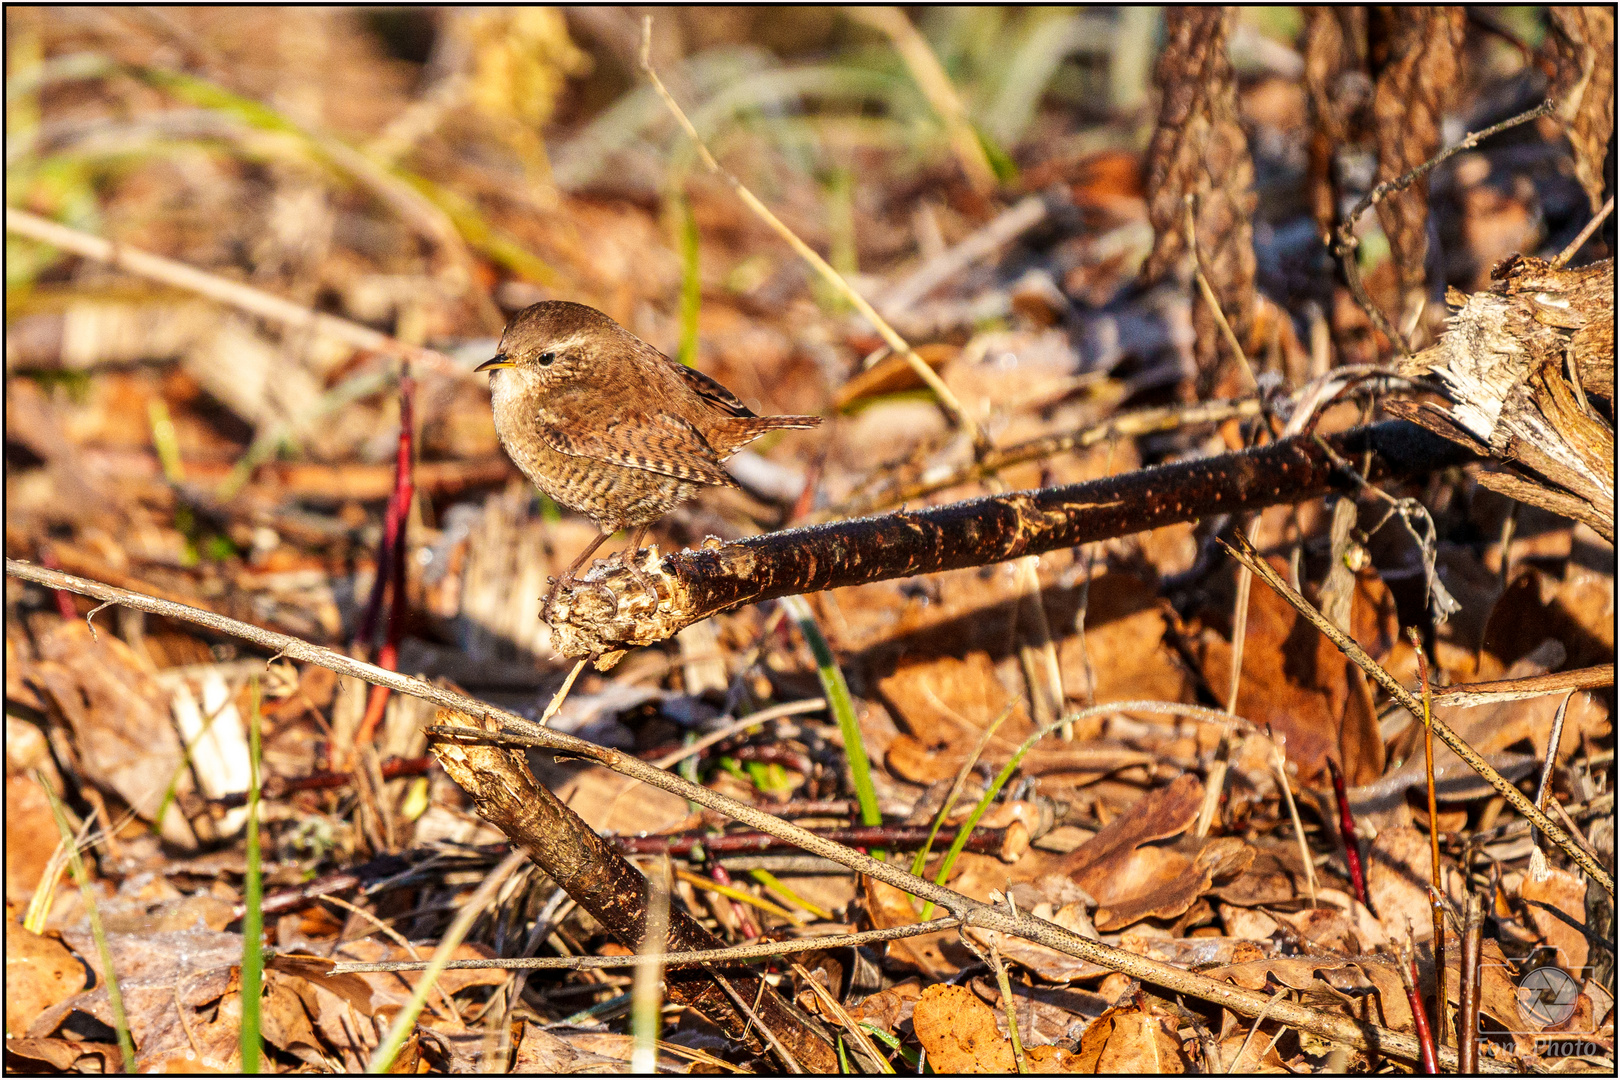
{"left": 1366, "top": 825, "right": 1463, "bottom": 940}
{"left": 1192, "top": 559, "right": 1394, "bottom": 783}
{"left": 1072, "top": 1003, "right": 1188, "bottom": 1072}
{"left": 512, "top": 1022, "right": 639, "bottom": 1072}
{"left": 1059, "top": 775, "right": 1255, "bottom": 929}
{"left": 862, "top": 876, "right": 957, "bottom": 978}
{"left": 912, "top": 984, "right": 1015, "bottom": 1073}
{"left": 1519, "top": 868, "right": 1590, "bottom": 970}
{"left": 26, "top": 621, "right": 194, "bottom": 847}
{"left": 5, "top": 924, "right": 88, "bottom": 1037}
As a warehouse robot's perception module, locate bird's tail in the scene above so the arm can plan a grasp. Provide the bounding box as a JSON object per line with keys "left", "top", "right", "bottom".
{"left": 713, "top": 413, "right": 822, "bottom": 455}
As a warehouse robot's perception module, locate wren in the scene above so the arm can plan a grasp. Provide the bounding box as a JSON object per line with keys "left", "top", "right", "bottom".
{"left": 478, "top": 301, "right": 821, "bottom": 613}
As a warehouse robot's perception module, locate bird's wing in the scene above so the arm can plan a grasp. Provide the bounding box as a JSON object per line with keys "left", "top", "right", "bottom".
{"left": 664, "top": 358, "right": 756, "bottom": 418}
{"left": 535, "top": 407, "right": 738, "bottom": 487}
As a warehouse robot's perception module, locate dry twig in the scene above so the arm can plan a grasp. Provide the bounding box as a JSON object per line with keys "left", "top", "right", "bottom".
{"left": 1224, "top": 533, "right": 1614, "bottom": 894}
{"left": 637, "top": 17, "right": 984, "bottom": 453}
{"left": 5, "top": 207, "right": 461, "bottom": 378}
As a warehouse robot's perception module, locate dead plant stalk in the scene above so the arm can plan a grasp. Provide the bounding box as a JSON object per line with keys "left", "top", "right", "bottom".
{"left": 1223, "top": 533, "right": 1613, "bottom": 894}
{"left": 636, "top": 17, "right": 985, "bottom": 453}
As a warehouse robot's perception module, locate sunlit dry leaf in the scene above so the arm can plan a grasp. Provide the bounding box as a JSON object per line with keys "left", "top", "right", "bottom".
{"left": 912, "top": 984, "right": 1016, "bottom": 1073}
{"left": 1, "top": 1038, "right": 124, "bottom": 1074}
{"left": 512, "top": 1021, "right": 637, "bottom": 1073}
{"left": 1366, "top": 825, "right": 1463, "bottom": 942}
{"left": 1072, "top": 1002, "right": 1189, "bottom": 1073}
{"left": 4, "top": 924, "right": 88, "bottom": 1038}
{"left": 967, "top": 901, "right": 1106, "bottom": 984}
{"left": 862, "top": 877, "right": 958, "bottom": 979}
{"left": 1519, "top": 867, "right": 1590, "bottom": 971}
{"left": 26, "top": 621, "right": 193, "bottom": 847}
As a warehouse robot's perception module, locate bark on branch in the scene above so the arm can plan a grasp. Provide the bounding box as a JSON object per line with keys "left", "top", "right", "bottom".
{"left": 1390, "top": 255, "right": 1614, "bottom": 541}
{"left": 430, "top": 710, "right": 836, "bottom": 1071}
{"left": 548, "top": 421, "right": 1475, "bottom": 661}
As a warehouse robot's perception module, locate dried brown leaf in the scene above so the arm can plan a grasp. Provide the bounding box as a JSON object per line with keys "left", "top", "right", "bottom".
{"left": 1072, "top": 1002, "right": 1189, "bottom": 1073}
{"left": 912, "top": 983, "right": 1016, "bottom": 1073}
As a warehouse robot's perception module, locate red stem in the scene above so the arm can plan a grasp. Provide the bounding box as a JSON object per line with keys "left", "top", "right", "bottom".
{"left": 708, "top": 860, "right": 758, "bottom": 939}
{"left": 356, "top": 372, "right": 415, "bottom": 748}
{"left": 38, "top": 550, "right": 78, "bottom": 621}
{"left": 1404, "top": 952, "right": 1439, "bottom": 1074}
{"left": 1327, "top": 758, "right": 1372, "bottom": 913}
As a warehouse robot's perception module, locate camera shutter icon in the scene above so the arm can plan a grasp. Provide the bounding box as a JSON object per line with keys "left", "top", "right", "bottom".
{"left": 1517, "top": 966, "right": 1580, "bottom": 1028}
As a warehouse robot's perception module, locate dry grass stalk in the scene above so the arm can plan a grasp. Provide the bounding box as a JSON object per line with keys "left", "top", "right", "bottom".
{"left": 5, "top": 207, "right": 462, "bottom": 378}
{"left": 1223, "top": 533, "right": 1613, "bottom": 894}
{"left": 636, "top": 17, "right": 985, "bottom": 453}
{"left": 845, "top": 6, "right": 997, "bottom": 195}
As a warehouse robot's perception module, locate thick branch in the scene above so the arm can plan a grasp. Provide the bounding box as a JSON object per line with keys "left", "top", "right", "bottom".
{"left": 549, "top": 421, "right": 1475, "bottom": 659}
{"left": 430, "top": 710, "right": 835, "bottom": 1071}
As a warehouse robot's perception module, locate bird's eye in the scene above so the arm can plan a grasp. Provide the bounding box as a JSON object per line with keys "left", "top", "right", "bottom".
{"left": 538, "top": 352, "right": 556, "bottom": 367}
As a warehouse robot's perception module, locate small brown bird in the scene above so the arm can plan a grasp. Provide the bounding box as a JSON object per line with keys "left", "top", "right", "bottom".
{"left": 478, "top": 301, "right": 821, "bottom": 609}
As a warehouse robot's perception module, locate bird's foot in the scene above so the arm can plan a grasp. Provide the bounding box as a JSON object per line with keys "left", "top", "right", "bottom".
{"left": 541, "top": 574, "right": 570, "bottom": 623}
{"left": 618, "top": 545, "right": 662, "bottom": 605}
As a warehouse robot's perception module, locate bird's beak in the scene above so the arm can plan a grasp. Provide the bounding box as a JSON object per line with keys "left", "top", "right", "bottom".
{"left": 476, "top": 354, "right": 515, "bottom": 372}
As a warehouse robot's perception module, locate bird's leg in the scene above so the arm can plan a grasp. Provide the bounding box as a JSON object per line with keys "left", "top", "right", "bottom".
{"left": 543, "top": 530, "right": 611, "bottom": 618}
{"left": 619, "top": 524, "right": 660, "bottom": 603}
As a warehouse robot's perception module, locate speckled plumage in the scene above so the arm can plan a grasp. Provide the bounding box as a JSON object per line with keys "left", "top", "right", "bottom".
{"left": 480, "top": 301, "right": 821, "bottom": 602}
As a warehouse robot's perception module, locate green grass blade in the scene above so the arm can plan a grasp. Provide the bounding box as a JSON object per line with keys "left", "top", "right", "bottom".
{"left": 239, "top": 676, "right": 264, "bottom": 1073}
{"left": 41, "top": 773, "right": 136, "bottom": 1073}
{"left": 908, "top": 702, "right": 1014, "bottom": 882}
{"left": 781, "top": 596, "right": 881, "bottom": 833}
{"left": 368, "top": 849, "right": 527, "bottom": 1071}
{"left": 675, "top": 192, "right": 702, "bottom": 367}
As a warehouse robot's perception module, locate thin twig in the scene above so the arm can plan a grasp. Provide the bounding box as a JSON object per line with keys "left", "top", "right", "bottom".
{"left": 1225, "top": 535, "right": 1612, "bottom": 893}
{"left": 333, "top": 919, "right": 964, "bottom": 973}
{"left": 539, "top": 659, "right": 589, "bottom": 727}
{"left": 1332, "top": 100, "right": 1557, "bottom": 358}
{"left": 1395, "top": 941, "right": 1439, "bottom": 1075}
{"left": 637, "top": 17, "right": 984, "bottom": 453}
{"left": 832, "top": 397, "right": 1262, "bottom": 519}
{"left": 1550, "top": 194, "right": 1615, "bottom": 270}
{"left": 5, "top": 207, "right": 461, "bottom": 377}
{"left": 1409, "top": 629, "right": 1447, "bottom": 1049}
{"left": 1430, "top": 663, "right": 1613, "bottom": 707}
{"left": 1185, "top": 193, "right": 1258, "bottom": 390}
{"left": 313, "top": 893, "right": 462, "bottom": 1025}
{"left": 987, "top": 942, "right": 1027, "bottom": 1074}
{"left": 910, "top": 703, "right": 1014, "bottom": 886}
{"left": 1230, "top": 987, "right": 1287, "bottom": 1072}
{"left": 368, "top": 848, "right": 527, "bottom": 1072}
{"left": 1270, "top": 744, "right": 1318, "bottom": 907}
{"left": 1, "top": 558, "right": 1503, "bottom": 1071}
{"left": 1530, "top": 691, "right": 1576, "bottom": 882}
{"left": 651, "top": 699, "right": 827, "bottom": 770}
{"left": 879, "top": 194, "right": 1047, "bottom": 315}
{"left": 1458, "top": 893, "right": 1484, "bottom": 1074}
{"left": 1327, "top": 758, "right": 1372, "bottom": 912}
{"left": 791, "top": 962, "right": 894, "bottom": 1074}
{"left": 355, "top": 371, "right": 416, "bottom": 750}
